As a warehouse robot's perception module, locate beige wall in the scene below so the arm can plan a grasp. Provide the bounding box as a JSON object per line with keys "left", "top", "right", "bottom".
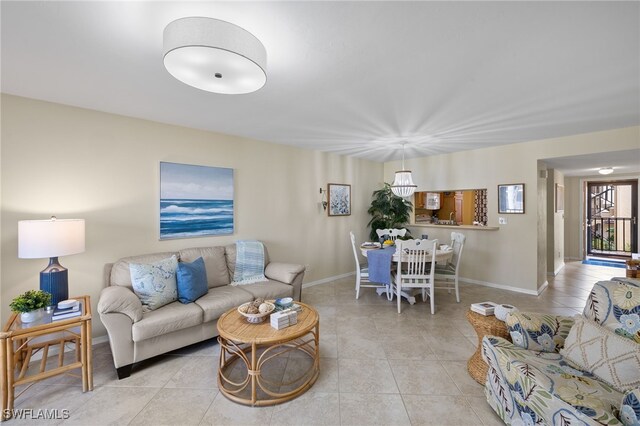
{"left": 564, "top": 176, "right": 583, "bottom": 260}
{"left": 545, "top": 169, "right": 565, "bottom": 275}
{"left": 388, "top": 126, "right": 640, "bottom": 293}
{"left": 0, "top": 94, "right": 383, "bottom": 334}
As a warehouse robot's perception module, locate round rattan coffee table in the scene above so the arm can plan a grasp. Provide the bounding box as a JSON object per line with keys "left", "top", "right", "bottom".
{"left": 466, "top": 309, "right": 511, "bottom": 384}
{"left": 217, "top": 302, "right": 320, "bottom": 406}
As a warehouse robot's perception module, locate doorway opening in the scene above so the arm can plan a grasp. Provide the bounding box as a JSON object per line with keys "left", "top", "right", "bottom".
{"left": 585, "top": 180, "right": 638, "bottom": 259}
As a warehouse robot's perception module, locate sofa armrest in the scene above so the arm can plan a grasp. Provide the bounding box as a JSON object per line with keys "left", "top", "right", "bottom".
{"left": 265, "top": 262, "right": 306, "bottom": 301}
{"left": 265, "top": 262, "right": 305, "bottom": 285}
{"left": 98, "top": 286, "right": 143, "bottom": 323}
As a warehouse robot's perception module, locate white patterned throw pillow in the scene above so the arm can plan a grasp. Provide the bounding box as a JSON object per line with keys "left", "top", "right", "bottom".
{"left": 560, "top": 317, "right": 640, "bottom": 393}
{"left": 129, "top": 255, "right": 178, "bottom": 311}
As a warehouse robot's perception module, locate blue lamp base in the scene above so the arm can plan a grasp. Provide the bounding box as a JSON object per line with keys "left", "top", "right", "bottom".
{"left": 40, "top": 257, "right": 69, "bottom": 306}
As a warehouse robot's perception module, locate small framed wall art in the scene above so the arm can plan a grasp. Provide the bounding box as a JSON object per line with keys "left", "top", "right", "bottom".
{"left": 327, "top": 183, "right": 351, "bottom": 216}
{"left": 497, "top": 183, "right": 525, "bottom": 214}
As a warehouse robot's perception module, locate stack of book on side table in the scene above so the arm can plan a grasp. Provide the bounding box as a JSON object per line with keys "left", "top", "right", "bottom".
{"left": 470, "top": 301, "right": 498, "bottom": 316}
{"left": 52, "top": 299, "right": 82, "bottom": 321}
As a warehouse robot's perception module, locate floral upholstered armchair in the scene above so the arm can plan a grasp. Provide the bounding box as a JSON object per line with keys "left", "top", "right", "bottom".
{"left": 482, "top": 278, "right": 640, "bottom": 426}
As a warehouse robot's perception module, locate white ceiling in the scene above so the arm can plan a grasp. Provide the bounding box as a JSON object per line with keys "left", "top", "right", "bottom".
{"left": 1, "top": 1, "right": 638, "bottom": 162}
{"left": 543, "top": 149, "right": 640, "bottom": 177}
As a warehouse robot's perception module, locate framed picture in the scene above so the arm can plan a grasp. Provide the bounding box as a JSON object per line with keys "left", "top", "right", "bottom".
{"left": 555, "top": 184, "right": 564, "bottom": 212}
{"left": 160, "top": 162, "right": 234, "bottom": 239}
{"left": 327, "top": 183, "right": 351, "bottom": 216}
{"left": 498, "top": 183, "right": 525, "bottom": 214}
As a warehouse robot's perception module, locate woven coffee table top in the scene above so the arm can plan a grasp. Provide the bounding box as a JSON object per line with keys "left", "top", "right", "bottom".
{"left": 217, "top": 301, "right": 318, "bottom": 345}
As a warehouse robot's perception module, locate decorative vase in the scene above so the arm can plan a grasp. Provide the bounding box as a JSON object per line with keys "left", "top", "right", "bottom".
{"left": 20, "top": 308, "right": 44, "bottom": 323}
{"left": 494, "top": 304, "right": 517, "bottom": 322}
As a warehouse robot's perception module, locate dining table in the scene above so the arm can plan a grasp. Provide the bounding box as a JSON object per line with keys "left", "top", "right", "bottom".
{"left": 361, "top": 243, "right": 453, "bottom": 305}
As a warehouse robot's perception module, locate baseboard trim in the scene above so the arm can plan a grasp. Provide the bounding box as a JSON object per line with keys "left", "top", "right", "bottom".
{"left": 537, "top": 280, "right": 549, "bottom": 296}
{"left": 305, "top": 272, "right": 544, "bottom": 296}
{"left": 459, "top": 277, "right": 540, "bottom": 296}
{"left": 554, "top": 262, "right": 565, "bottom": 276}
{"left": 302, "top": 272, "right": 355, "bottom": 289}
{"left": 565, "top": 257, "right": 582, "bottom": 261}
{"left": 547, "top": 262, "right": 566, "bottom": 277}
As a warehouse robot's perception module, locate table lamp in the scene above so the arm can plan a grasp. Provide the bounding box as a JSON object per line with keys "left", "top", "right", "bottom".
{"left": 18, "top": 217, "right": 85, "bottom": 306}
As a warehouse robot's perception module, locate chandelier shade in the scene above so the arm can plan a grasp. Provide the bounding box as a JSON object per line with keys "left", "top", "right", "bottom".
{"left": 163, "top": 17, "right": 267, "bottom": 95}
{"left": 390, "top": 143, "right": 417, "bottom": 198}
{"left": 391, "top": 171, "right": 417, "bottom": 198}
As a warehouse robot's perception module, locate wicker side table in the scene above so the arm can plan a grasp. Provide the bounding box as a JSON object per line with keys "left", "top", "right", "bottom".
{"left": 466, "top": 309, "right": 511, "bottom": 385}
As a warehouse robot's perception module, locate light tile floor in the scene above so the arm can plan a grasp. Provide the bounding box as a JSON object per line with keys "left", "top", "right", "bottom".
{"left": 6, "top": 261, "right": 625, "bottom": 425}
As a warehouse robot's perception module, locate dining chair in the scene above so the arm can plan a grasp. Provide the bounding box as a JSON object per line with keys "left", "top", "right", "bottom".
{"left": 392, "top": 238, "right": 438, "bottom": 314}
{"left": 434, "top": 232, "right": 466, "bottom": 303}
{"left": 376, "top": 228, "right": 407, "bottom": 241}
{"left": 350, "top": 231, "right": 386, "bottom": 299}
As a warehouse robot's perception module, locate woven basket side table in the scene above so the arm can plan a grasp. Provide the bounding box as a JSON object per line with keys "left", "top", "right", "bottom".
{"left": 466, "top": 309, "right": 511, "bottom": 385}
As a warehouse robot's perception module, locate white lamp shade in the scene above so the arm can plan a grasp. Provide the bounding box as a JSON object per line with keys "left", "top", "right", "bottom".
{"left": 163, "top": 17, "right": 267, "bottom": 94}
{"left": 391, "top": 171, "right": 417, "bottom": 198}
{"left": 19, "top": 218, "right": 85, "bottom": 259}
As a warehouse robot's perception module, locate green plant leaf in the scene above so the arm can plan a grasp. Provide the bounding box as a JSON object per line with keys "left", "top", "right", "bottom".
{"left": 367, "top": 182, "right": 413, "bottom": 240}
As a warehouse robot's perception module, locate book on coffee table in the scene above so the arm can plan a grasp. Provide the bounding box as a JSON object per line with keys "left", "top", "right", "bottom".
{"left": 470, "top": 301, "right": 498, "bottom": 316}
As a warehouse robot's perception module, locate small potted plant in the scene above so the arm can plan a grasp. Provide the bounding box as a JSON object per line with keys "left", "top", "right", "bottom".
{"left": 10, "top": 290, "right": 52, "bottom": 323}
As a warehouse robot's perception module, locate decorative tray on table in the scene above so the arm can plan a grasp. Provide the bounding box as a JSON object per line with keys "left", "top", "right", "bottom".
{"left": 237, "top": 300, "right": 275, "bottom": 323}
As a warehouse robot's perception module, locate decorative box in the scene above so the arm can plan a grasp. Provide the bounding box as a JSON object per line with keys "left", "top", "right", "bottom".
{"left": 270, "top": 309, "right": 298, "bottom": 330}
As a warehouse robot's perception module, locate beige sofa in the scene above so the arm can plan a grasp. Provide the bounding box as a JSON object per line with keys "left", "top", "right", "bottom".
{"left": 97, "top": 244, "right": 305, "bottom": 379}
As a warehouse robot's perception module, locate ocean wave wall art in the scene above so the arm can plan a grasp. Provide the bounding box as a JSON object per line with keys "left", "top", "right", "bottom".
{"left": 160, "top": 162, "right": 234, "bottom": 239}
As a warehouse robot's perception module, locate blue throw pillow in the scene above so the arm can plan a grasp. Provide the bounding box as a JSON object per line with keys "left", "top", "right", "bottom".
{"left": 176, "top": 257, "right": 208, "bottom": 304}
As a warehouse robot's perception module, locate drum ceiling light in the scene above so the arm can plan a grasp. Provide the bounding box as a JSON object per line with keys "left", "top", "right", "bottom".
{"left": 598, "top": 167, "right": 614, "bottom": 175}
{"left": 391, "top": 143, "right": 417, "bottom": 198}
{"left": 163, "top": 17, "right": 267, "bottom": 95}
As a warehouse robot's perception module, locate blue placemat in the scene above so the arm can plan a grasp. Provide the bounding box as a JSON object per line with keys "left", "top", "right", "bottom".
{"left": 368, "top": 246, "right": 396, "bottom": 285}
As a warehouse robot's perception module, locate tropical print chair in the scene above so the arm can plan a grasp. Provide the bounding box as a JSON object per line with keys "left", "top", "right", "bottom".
{"left": 482, "top": 278, "right": 640, "bottom": 426}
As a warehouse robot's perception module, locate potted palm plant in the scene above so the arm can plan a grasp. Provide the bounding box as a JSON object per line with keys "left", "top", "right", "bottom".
{"left": 10, "top": 290, "right": 52, "bottom": 323}
{"left": 367, "top": 182, "right": 413, "bottom": 240}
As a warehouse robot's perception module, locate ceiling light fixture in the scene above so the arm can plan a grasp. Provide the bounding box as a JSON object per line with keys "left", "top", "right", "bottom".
{"left": 163, "top": 17, "right": 267, "bottom": 95}
{"left": 598, "top": 167, "right": 614, "bottom": 175}
{"left": 391, "top": 143, "right": 417, "bottom": 198}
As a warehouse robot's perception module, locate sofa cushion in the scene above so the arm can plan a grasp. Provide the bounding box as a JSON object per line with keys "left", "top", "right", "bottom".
{"left": 194, "top": 285, "right": 254, "bottom": 323}
{"left": 505, "top": 311, "right": 575, "bottom": 352}
{"left": 111, "top": 251, "right": 179, "bottom": 288}
{"left": 584, "top": 279, "right": 640, "bottom": 344}
{"left": 560, "top": 316, "right": 640, "bottom": 393}
{"left": 236, "top": 280, "right": 293, "bottom": 300}
{"left": 130, "top": 255, "right": 179, "bottom": 311}
{"left": 176, "top": 257, "right": 208, "bottom": 304}
{"left": 179, "top": 246, "right": 230, "bottom": 288}
{"left": 132, "top": 300, "right": 204, "bottom": 342}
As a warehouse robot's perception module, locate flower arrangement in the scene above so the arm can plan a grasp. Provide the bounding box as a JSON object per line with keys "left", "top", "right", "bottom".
{"left": 9, "top": 290, "right": 52, "bottom": 313}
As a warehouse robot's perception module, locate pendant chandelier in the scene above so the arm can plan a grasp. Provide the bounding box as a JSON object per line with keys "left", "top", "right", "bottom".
{"left": 391, "top": 143, "right": 417, "bottom": 198}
